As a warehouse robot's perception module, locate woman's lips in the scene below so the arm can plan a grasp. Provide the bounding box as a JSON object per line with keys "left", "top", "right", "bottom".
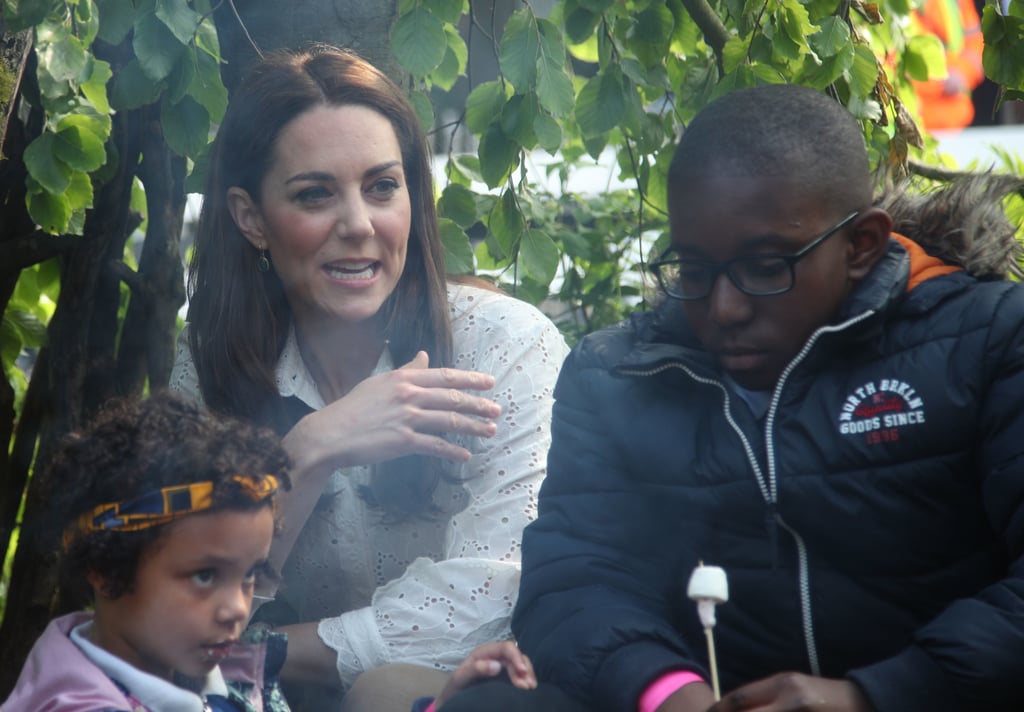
{"left": 323, "top": 260, "right": 378, "bottom": 281}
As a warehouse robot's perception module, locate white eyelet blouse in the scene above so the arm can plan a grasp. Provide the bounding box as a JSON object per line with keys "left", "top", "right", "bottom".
{"left": 170, "top": 284, "right": 569, "bottom": 689}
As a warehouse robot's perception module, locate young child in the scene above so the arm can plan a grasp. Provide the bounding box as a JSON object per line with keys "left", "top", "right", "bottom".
{"left": 2, "top": 392, "right": 537, "bottom": 711}
{"left": 3, "top": 392, "right": 293, "bottom": 712}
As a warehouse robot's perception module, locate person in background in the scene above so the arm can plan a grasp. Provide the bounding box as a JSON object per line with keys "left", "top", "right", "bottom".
{"left": 911, "top": 0, "right": 985, "bottom": 131}
{"left": 2, "top": 393, "right": 293, "bottom": 712}
{"left": 169, "top": 45, "right": 568, "bottom": 712}
{"left": 441, "top": 83, "right": 1024, "bottom": 711}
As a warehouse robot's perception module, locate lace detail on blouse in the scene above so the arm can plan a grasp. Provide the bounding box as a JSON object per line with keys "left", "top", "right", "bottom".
{"left": 170, "top": 284, "right": 568, "bottom": 689}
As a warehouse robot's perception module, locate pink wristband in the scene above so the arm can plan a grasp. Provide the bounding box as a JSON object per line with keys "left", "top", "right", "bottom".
{"left": 423, "top": 703, "right": 436, "bottom": 712}
{"left": 638, "top": 671, "right": 706, "bottom": 712}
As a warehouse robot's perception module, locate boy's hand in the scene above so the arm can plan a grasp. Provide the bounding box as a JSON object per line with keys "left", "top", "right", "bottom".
{"left": 710, "top": 673, "right": 873, "bottom": 711}
{"left": 433, "top": 641, "right": 537, "bottom": 708}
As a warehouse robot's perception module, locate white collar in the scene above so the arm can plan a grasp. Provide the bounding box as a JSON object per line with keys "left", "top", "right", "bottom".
{"left": 70, "top": 620, "right": 229, "bottom": 712}
{"left": 275, "top": 324, "right": 395, "bottom": 407}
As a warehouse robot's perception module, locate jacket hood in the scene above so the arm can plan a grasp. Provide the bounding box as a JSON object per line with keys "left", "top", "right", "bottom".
{"left": 877, "top": 172, "right": 1024, "bottom": 280}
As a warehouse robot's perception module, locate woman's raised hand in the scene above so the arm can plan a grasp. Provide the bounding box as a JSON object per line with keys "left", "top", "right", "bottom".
{"left": 286, "top": 351, "right": 501, "bottom": 474}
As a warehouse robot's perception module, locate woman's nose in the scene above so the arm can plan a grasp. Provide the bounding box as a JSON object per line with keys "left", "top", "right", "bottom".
{"left": 335, "top": 195, "right": 375, "bottom": 240}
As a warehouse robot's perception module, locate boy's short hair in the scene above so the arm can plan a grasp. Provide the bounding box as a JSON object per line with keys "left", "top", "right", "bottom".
{"left": 47, "top": 391, "right": 291, "bottom": 605}
{"left": 668, "top": 83, "right": 874, "bottom": 213}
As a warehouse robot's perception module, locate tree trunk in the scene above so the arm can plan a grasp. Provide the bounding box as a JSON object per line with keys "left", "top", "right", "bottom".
{"left": 212, "top": 0, "right": 404, "bottom": 93}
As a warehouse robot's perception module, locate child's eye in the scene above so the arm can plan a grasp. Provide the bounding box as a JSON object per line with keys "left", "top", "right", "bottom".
{"left": 192, "top": 569, "right": 216, "bottom": 587}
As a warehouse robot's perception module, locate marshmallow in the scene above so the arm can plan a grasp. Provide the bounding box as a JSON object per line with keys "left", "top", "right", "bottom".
{"left": 687, "top": 564, "right": 729, "bottom": 604}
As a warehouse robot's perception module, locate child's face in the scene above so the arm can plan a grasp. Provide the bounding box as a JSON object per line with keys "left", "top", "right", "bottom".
{"left": 669, "top": 172, "right": 856, "bottom": 391}
{"left": 89, "top": 506, "right": 275, "bottom": 681}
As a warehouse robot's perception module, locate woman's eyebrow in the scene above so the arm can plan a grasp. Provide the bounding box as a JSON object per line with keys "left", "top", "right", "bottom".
{"left": 285, "top": 171, "right": 335, "bottom": 185}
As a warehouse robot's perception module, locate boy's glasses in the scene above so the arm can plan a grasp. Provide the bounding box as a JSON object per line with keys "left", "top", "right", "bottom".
{"left": 650, "top": 211, "right": 860, "bottom": 301}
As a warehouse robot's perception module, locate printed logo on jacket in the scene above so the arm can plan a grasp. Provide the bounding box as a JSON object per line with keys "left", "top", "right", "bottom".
{"left": 838, "top": 379, "right": 925, "bottom": 444}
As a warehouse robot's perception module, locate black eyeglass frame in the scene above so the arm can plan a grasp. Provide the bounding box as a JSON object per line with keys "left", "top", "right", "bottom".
{"left": 650, "top": 211, "right": 861, "bottom": 301}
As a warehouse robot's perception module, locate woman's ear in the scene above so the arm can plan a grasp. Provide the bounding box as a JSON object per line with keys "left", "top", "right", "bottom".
{"left": 846, "top": 207, "right": 893, "bottom": 281}
{"left": 227, "top": 187, "right": 265, "bottom": 249}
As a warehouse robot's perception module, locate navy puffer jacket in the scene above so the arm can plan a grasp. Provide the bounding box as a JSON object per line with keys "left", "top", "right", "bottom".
{"left": 513, "top": 235, "right": 1024, "bottom": 711}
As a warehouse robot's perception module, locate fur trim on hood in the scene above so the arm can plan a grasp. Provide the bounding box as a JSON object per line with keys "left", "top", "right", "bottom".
{"left": 876, "top": 173, "right": 1024, "bottom": 280}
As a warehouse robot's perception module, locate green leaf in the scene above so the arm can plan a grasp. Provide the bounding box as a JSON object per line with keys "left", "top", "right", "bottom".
{"left": 797, "top": 40, "right": 853, "bottom": 88}
{"left": 110, "top": 58, "right": 163, "bottom": 109}
{"left": 848, "top": 44, "right": 880, "bottom": 100}
{"left": 479, "top": 123, "right": 519, "bottom": 188}
{"left": 466, "top": 81, "right": 508, "bottom": 134}
{"left": 432, "top": 26, "right": 468, "bottom": 91}
{"left": 723, "top": 35, "right": 749, "bottom": 75}
{"left": 27, "top": 186, "right": 72, "bottom": 234}
{"left": 25, "top": 133, "right": 72, "bottom": 194}
{"left": 156, "top": 0, "right": 200, "bottom": 44}
{"left": 438, "top": 184, "right": 478, "bottom": 227}
{"left": 533, "top": 112, "right": 562, "bottom": 153}
{"left": 536, "top": 19, "right": 574, "bottom": 117}
{"left": 188, "top": 40, "right": 228, "bottom": 123}
{"left": 519, "top": 229, "right": 559, "bottom": 285}
{"left": 631, "top": 3, "right": 675, "bottom": 67}
{"left": 577, "top": 0, "right": 614, "bottom": 11}
{"left": 575, "top": 67, "right": 626, "bottom": 137}
{"left": 981, "top": 12, "right": 1024, "bottom": 87}
{"left": 161, "top": 94, "right": 210, "bottom": 157}
{"left": 564, "top": 2, "right": 600, "bottom": 44}
{"left": 410, "top": 90, "right": 435, "bottom": 134}
{"left": 185, "top": 140, "right": 211, "bottom": 193}
{"left": 904, "top": 34, "right": 947, "bottom": 81}
{"left": 488, "top": 189, "right": 524, "bottom": 256}
{"left": 53, "top": 124, "right": 106, "bottom": 171}
{"left": 3, "top": 0, "right": 48, "bottom": 32}
{"left": 81, "top": 58, "right": 113, "bottom": 115}
{"left": 74, "top": 0, "right": 101, "bottom": 45}
{"left": 500, "top": 8, "right": 540, "bottom": 93}
{"left": 57, "top": 112, "right": 112, "bottom": 142}
{"left": 36, "top": 25, "right": 90, "bottom": 84}
{"left": 65, "top": 170, "right": 94, "bottom": 212}
{"left": 424, "top": 0, "right": 466, "bottom": 24}
{"left": 97, "top": 0, "right": 136, "bottom": 44}
{"left": 392, "top": 8, "right": 447, "bottom": 76}
{"left": 810, "top": 16, "right": 850, "bottom": 58}
{"left": 501, "top": 93, "right": 538, "bottom": 149}
{"left": 134, "top": 11, "right": 184, "bottom": 82}
{"left": 439, "top": 218, "right": 475, "bottom": 274}
{"left": 167, "top": 47, "right": 198, "bottom": 104}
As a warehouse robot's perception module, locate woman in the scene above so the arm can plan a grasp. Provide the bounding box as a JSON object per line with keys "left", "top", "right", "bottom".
{"left": 170, "top": 46, "right": 568, "bottom": 712}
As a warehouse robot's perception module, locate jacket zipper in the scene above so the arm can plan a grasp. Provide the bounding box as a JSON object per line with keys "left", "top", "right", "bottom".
{"left": 619, "top": 309, "right": 875, "bottom": 676}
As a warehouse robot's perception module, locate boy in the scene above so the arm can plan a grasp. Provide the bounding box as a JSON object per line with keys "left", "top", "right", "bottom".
{"left": 447, "top": 84, "right": 1024, "bottom": 711}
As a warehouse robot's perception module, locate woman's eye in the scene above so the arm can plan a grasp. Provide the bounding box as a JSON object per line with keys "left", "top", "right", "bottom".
{"left": 368, "top": 177, "right": 400, "bottom": 196}
{"left": 192, "top": 569, "right": 216, "bottom": 587}
{"left": 294, "top": 186, "right": 332, "bottom": 203}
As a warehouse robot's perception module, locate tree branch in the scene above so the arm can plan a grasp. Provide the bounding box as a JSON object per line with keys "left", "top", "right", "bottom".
{"left": 679, "top": 0, "right": 730, "bottom": 61}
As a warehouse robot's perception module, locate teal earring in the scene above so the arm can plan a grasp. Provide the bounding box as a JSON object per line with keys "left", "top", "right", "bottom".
{"left": 257, "top": 247, "right": 270, "bottom": 273}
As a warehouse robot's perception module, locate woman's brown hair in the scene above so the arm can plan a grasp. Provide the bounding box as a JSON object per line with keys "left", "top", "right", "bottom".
{"left": 187, "top": 46, "right": 453, "bottom": 516}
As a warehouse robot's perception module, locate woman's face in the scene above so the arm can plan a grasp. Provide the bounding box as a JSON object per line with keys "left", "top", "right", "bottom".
{"left": 230, "top": 104, "right": 412, "bottom": 331}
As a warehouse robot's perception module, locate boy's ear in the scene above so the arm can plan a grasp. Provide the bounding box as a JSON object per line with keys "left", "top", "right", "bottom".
{"left": 227, "top": 187, "right": 265, "bottom": 249}
{"left": 846, "top": 207, "right": 893, "bottom": 281}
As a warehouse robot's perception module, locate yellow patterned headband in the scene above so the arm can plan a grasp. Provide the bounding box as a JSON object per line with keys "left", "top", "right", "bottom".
{"left": 63, "top": 474, "right": 278, "bottom": 549}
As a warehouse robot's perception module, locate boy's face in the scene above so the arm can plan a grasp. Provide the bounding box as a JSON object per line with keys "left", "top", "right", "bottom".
{"left": 89, "top": 506, "right": 274, "bottom": 681}
{"left": 669, "top": 173, "right": 858, "bottom": 391}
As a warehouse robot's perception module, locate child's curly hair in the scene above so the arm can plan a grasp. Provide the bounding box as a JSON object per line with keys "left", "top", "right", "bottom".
{"left": 45, "top": 391, "right": 291, "bottom": 606}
